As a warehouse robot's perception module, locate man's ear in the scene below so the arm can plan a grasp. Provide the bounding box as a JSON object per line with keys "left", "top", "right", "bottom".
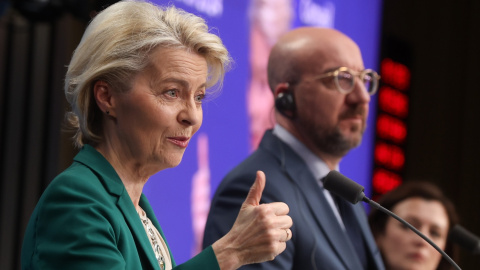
{"left": 274, "top": 82, "right": 296, "bottom": 119}
{"left": 273, "top": 82, "right": 290, "bottom": 98}
{"left": 93, "top": 80, "right": 115, "bottom": 117}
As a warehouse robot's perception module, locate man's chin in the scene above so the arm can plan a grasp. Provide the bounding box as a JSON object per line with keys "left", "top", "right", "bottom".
{"left": 340, "top": 132, "right": 363, "bottom": 149}
{"left": 321, "top": 134, "right": 362, "bottom": 157}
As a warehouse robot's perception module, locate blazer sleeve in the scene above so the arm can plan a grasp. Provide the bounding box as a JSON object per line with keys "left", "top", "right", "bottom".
{"left": 22, "top": 172, "right": 128, "bottom": 270}
{"left": 174, "top": 245, "right": 220, "bottom": 270}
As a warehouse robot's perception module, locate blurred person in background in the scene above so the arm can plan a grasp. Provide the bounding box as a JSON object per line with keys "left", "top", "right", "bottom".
{"left": 369, "top": 181, "right": 459, "bottom": 270}
{"left": 247, "top": 0, "right": 293, "bottom": 151}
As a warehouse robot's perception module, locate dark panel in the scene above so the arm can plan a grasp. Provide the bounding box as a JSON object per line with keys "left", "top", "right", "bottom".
{"left": 0, "top": 16, "right": 30, "bottom": 270}
{"left": 381, "top": 0, "right": 480, "bottom": 268}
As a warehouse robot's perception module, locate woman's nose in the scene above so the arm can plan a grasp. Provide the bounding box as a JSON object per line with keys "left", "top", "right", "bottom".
{"left": 412, "top": 228, "right": 430, "bottom": 247}
{"left": 179, "top": 99, "right": 201, "bottom": 126}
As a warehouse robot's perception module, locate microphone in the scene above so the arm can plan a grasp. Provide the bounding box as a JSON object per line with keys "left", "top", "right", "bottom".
{"left": 449, "top": 224, "right": 480, "bottom": 254}
{"left": 323, "top": 170, "right": 462, "bottom": 270}
{"left": 323, "top": 170, "right": 365, "bottom": 204}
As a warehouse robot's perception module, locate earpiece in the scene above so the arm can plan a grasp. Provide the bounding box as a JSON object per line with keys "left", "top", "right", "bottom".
{"left": 275, "top": 90, "right": 296, "bottom": 119}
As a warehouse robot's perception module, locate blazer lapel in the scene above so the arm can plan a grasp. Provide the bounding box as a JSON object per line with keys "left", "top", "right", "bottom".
{"left": 353, "top": 203, "right": 385, "bottom": 269}
{"left": 75, "top": 145, "right": 159, "bottom": 270}
{"left": 117, "top": 192, "right": 159, "bottom": 270}
{"left": 261, "top": 131, "right": 363, "bottom": 269}
{"left": 287, "top": 164, "right": 363, "bottom": 269}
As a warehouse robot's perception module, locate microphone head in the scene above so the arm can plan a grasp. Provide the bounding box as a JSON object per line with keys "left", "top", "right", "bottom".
{"left": 323, "top": 170, "right": 366, "bottom": 204}
{"left": 449, "top": 224, "right": 480, "bottom": 254}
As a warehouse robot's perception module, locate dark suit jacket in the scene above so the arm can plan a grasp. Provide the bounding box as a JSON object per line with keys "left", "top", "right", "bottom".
{"left": 22, "top": 144, "right": 219, "bottom": 270}
{"left": 203, "top": 130, "right": 384, "bottom": 270}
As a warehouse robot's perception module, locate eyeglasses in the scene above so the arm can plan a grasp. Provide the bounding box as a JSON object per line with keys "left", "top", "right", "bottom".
{"left": 315, "top": 67, "right": 380, "bottom": 95}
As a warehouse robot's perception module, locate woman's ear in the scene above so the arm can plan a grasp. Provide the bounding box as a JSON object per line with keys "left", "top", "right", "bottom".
{"left": 93, "top": 80, "right": 115, "bottom": 117}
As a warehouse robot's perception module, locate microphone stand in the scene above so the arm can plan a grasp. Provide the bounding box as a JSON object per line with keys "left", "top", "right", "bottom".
{"left": 323, "top": 170, "right": 461, "bottom": 270}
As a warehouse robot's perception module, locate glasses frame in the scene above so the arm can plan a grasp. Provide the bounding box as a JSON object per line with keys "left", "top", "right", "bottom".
{"left": 314, "top": 67, "right": 380, "bottom": 95}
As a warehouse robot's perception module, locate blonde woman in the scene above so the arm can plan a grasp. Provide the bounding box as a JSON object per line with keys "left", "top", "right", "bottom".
{"left": 21, "top": 1, "right": 292, "bottom": 269}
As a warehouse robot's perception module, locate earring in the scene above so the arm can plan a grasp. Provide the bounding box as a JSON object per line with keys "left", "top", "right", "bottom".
{"left": 106, "top": 110, "right": 110, "bottom": 115}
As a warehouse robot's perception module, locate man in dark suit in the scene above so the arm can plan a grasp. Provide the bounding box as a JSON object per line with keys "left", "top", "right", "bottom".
{"left": 203, "top": 27, "right": 385, "bottom": 269}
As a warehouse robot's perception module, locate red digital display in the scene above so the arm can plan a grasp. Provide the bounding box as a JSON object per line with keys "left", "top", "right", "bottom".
{"left": 373, "top": 57, "right": 411, "bottom": 196}
{"left": 380, "top": 58, "right": 411, "bottom": 91}
{"left": 378, "top": 86, "right": 409, "bottom": 119}
{"left": 372, "top": 168, "right": 402, "bottom": 194}
{"left": 376, "top": 114, "right": 407, "bottom": 144}
{"left": 374, "top": 142, "right": 405, "bottom": 170}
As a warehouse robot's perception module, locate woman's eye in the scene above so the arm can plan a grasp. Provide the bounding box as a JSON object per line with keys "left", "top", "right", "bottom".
{"left": 430, "top": 230, "right": 442, "bottom": 238}
{"left": 195, "top": 94, "right": 205, "bottom": 103}
{"left": 399, "top": 222, "right": 409, "bottom": 230}
{"left": 166, "top": 90, "right": 177, "bottom": 97}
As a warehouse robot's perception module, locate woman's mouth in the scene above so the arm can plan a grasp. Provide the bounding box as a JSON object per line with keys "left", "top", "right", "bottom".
{"left": 408, "top": 252, "right": 426, "bottom": 262}
{"left": 167, "top": 136, "right": 190, "bottom": 148}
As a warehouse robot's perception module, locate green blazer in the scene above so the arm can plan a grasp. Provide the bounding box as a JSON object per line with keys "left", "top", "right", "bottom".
{"left": 22, "top": 144, "right": 220, "bottom": 270}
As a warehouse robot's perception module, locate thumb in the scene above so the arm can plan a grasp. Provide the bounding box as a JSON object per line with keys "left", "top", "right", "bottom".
{"left": 243, "top": 171, "right": 266, "bottom": 207}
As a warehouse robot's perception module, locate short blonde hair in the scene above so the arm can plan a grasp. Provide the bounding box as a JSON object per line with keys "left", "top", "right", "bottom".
{"left": 65, "top": 0, "right": 231, "bottom": 148}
